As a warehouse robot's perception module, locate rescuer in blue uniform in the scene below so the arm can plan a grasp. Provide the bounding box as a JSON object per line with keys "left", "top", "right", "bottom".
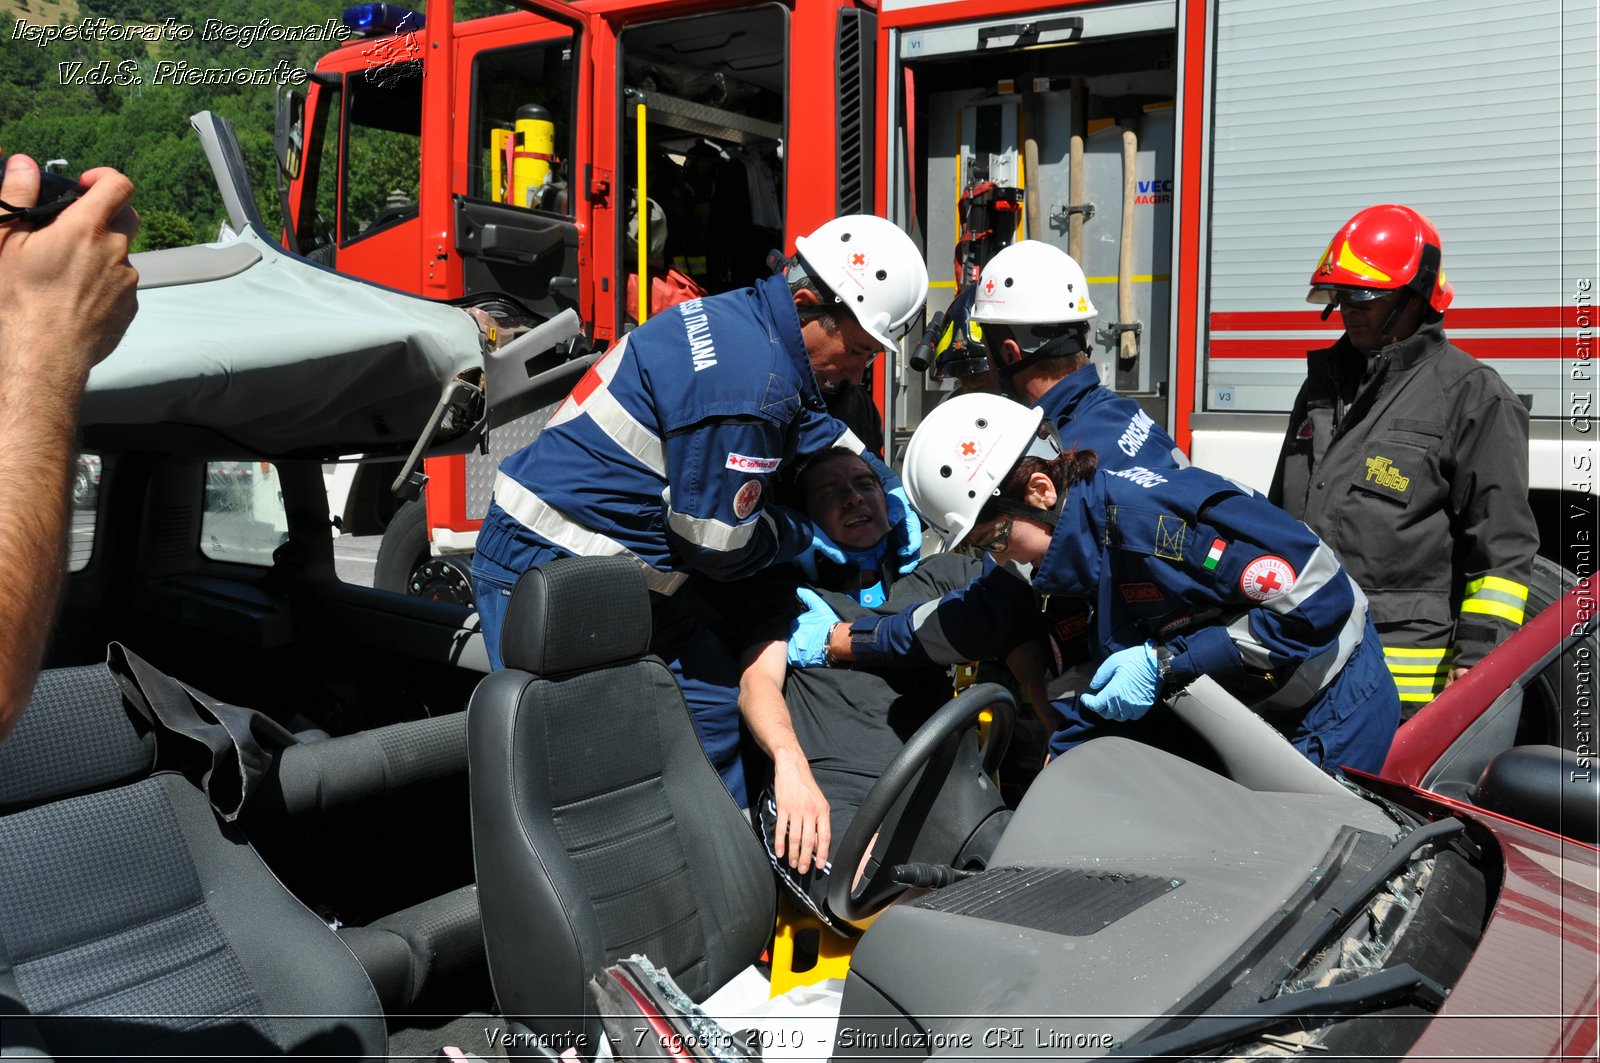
{"left": 793, "top": 394, "right": 1399, "bottom": 774}
{"left": 915, "top": 241, "right": 1191, "bottom": 737}
{"left": 471, "top": 215, "right": 930, "bottom": 806}
{"left": 927, "top": 240, "right": 1187, "bottom": 473}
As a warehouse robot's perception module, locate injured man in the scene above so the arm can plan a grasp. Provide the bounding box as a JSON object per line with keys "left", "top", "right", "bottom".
{"left": 715, "top": 447, "right": 1038, "bottom": 927}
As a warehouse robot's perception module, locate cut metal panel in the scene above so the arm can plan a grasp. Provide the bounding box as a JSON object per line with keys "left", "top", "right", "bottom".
{"left": 465, "top": 405, "right": 559, "bottom": 520}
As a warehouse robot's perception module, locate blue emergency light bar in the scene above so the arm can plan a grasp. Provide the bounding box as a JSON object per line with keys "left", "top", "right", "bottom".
{"left": 342, "top": 3, "right": 425, "bottom": 36}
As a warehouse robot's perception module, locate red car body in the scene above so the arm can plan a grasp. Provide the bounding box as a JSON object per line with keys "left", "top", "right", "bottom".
{"left": 1348, "top": 582, "right": 1600, "bottom": 1061}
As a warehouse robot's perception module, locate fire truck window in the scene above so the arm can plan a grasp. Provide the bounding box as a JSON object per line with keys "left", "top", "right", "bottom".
{"left": 297, "top": 84, "right": 342, "bottom": 262}
{"left": 468, "top": 38, "right": 576, "bottom": 215}
{"left": 341, "top": 64, "right": 423, "bottom": 245}
{"left": 200, "top": 462, "right": 289, "bottom": 567}
{"left": 68, "top": 453, "right": 100, "bottom": 573}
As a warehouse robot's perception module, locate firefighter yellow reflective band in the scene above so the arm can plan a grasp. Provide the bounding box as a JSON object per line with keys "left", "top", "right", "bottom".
{"left": 1337, "top": 240, "right": 1392, "bottom": 283}
{"left": 1461, "top": 575, "right": 1529, "bottom": 626}
{"left": 1383, "top": 645, "right": 1450, "bottom": 703}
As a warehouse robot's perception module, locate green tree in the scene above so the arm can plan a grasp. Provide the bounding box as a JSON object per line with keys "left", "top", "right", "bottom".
{"left": 133, "top": 207, "right": 195, "bottom": 251}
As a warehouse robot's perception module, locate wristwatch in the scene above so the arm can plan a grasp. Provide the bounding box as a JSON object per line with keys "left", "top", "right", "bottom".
{"left": 1153, "top": 644, "right": 1174, "bottom": 682}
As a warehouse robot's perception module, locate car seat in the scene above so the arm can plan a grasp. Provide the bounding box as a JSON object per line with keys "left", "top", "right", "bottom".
{"left": 0, "top": 664, "right": 386, "bottom": 1058}
{"left": 468, "top": 556, "right": 776, "bottom": 1060}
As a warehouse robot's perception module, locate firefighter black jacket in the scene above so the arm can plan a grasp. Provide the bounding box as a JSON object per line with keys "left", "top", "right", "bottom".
{"left": 1269, "top": 321, "right": 1539, "bottom": 684}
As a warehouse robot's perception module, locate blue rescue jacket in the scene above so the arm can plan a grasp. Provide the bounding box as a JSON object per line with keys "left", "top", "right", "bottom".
{"left": 1039, "top": 363, "right": 1187, "bottom": 472}
{"left": 848, "top": 464, "right": 1371, "bottom": 714}
{"left": 476, "top": 276, "right": 868, "bottom": 591}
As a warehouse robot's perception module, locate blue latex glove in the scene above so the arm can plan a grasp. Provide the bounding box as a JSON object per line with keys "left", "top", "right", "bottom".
{"left": 793, "top": 526, "right": 848, "bottom": 581}
{"left": 788, "top": 588, "right": 842, "bottom": 668}
{"left": 885, "top": 483, "right": 923, "bottom": 575}
{"left": 1078, "top": 642, "right": 1162, "bottom": 722}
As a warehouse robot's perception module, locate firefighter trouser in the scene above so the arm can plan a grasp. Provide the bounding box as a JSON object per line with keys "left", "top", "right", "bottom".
{"left": 1378, "top": 576, "right": 1529, "bottom": 714}
{"left": 1381, "top": 642, "right": 1454, "bottom": 711}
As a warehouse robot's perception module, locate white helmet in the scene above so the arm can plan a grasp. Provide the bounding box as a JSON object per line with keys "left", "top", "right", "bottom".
{"left": 971, "top": 240, "right": 1097, "bottom": 326}
{"left": 794, "top": 215, "right": 930, "bottom": 351}
{"left": 903, "top": 392, "right": 1044, "bottom": 546}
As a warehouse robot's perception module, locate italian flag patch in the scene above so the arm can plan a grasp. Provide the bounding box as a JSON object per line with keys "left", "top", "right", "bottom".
{"left": 1203, "top": 538, "right": 1227, "bottom": 571}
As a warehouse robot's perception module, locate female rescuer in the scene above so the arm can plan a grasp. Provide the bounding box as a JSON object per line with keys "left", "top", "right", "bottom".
{"left": 788, "top": 393, "right": 1399, "bottom": 773}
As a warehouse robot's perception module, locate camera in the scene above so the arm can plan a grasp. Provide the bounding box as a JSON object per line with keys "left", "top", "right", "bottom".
{"left": 0, "top": 157, "right": 88, "bottom": 225}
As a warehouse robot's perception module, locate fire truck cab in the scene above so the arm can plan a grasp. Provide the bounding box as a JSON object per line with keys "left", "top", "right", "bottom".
{"left": 279, "top": 0, "right": 879, "bottom": 601}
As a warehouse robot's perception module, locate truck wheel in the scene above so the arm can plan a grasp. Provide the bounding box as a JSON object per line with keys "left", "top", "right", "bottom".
{"left": 374, "top": 499, "right": 476, "bottom": 606}
{"left": 1520, "top": 555, "right": 1594, "bottom": 751}
{"left": 71, "top": 467, "right": 96, "bottom": 509}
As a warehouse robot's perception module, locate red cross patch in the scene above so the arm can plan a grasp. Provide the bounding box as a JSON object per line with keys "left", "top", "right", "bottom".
{"left": 960, "top": 439, "right": 978, "bottom": 458}
{"left": 1240, "top": 555, "right": 1297, "bottom": 602}
{"left": 851, "top": 252, "right": 866, "bottom": 267}
{"left": 984, "top": 278, "right": 996, "bottom": 294}
{"left": 733, "top": 479, "right": 763, "bottom": 520}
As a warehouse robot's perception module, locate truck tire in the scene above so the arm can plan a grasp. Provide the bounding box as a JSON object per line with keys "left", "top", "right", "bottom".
{"left": 374, "top": 498, "right": 475, "bottom": 606}
{"left": 71, "top": 466, "right": 96, "bottom": 509}
{"left": 1520, "top": 555, "right": 1594, "bottom": 752}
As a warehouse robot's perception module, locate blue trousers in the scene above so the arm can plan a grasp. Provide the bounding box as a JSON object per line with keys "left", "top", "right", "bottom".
{"left": 472, "top": 549, "right": 750, "bottom": 807}
{"left": 1047, "top": 621, "right": 1399, "bottom": 774}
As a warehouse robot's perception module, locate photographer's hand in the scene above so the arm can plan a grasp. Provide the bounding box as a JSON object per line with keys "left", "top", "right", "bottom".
{"left": 0, "top": 154, "right": 140, "bottom": 745}
{"left": 0, "top": 154, "right": 141, "bottom": 383}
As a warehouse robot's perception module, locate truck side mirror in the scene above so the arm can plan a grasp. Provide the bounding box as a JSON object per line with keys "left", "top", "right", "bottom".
{"left": 275, "top": 89, "right": 306, "bottom": 181}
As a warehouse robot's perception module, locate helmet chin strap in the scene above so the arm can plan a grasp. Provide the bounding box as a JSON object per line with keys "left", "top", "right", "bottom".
{"left": 996, "top": 328, "right": 1089, "bottom": 382}
{"left": 1379, "top": 287, "right": 1415, "bottom": 339}
{"left": 990, "top": 496, "right": 1059, "bottom": 531}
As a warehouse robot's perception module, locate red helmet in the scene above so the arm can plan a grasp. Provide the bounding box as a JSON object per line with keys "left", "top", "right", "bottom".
{"left": 1306, "top": 204, "right": 1454, "bottom": 314}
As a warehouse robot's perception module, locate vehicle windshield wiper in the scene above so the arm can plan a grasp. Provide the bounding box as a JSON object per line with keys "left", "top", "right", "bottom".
{"left": 1280, "top": 816, "right": 1464, "bottom": 973}
{"left": 1110, "top": 963, "right": 1448, "bottom": 1058}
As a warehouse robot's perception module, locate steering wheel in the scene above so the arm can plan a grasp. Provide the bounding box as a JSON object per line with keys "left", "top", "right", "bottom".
{"left": 826, "top": 682, "right": 1017, "bottom": 924}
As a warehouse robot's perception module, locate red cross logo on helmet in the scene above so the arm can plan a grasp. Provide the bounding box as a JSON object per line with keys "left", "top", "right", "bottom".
{"left": 960, "top": 440, "right": 977, "bottom": 457}
{"left": 984, "top": 278, "right": 996, "bottom": 294}
{"left": 851, "top": 252, "right": 866, "bottom": 267}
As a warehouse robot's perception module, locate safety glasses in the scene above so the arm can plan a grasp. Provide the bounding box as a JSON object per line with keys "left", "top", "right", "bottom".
{"left": 1326, "top": 287, "right": 1397, "bottom": 307}
{"left": 964, "top": 513, "right": 1014, "bottom": 555}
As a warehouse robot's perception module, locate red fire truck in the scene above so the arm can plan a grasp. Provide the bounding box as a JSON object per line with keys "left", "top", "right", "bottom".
{"left": 280, "top": 0, "right": 1595, "bottom": 671}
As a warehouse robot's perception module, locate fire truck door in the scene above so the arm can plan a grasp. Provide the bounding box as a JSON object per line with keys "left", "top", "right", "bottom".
{"left": 455, "top": 10, "right": 592, "bottom": 322}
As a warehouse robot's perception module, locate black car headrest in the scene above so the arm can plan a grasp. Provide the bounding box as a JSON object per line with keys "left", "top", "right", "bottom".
{"left": 501, "top": 556, "right": 653, "bottom": 675}
{"left": 0, "top": 665, "right": 154, "bottom": 813}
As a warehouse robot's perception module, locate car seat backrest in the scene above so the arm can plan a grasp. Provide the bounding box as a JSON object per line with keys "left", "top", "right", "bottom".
{"left": 470, "top": 556, "right": 776, "bottom": 1058}
{"left": 0, "top": 665, "right": 153, "bottom": 813}
{"left": 0, "top": 663, "right": 386, "bottom": 1059}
